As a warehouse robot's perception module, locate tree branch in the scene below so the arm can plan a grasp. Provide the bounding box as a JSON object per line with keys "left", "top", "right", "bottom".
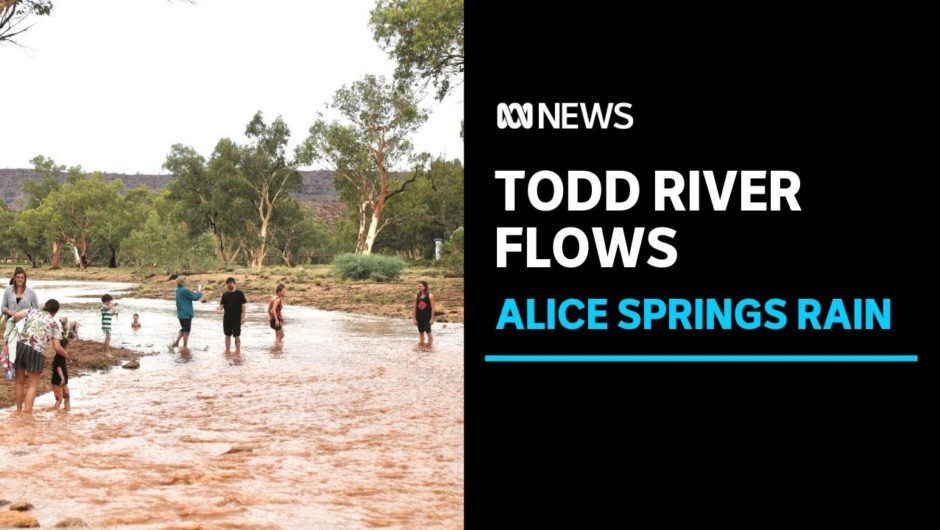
{"left": 385, "top": 168, "right": 420, "bottom": 201}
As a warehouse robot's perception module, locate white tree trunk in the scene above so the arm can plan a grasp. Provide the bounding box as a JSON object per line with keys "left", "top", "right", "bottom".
{"left": 71, "top": 245, "right": 82, "bottom": 269}
{"left": 362, "top": 212, "right": 382, "bottom": 255}
{"left": 253, "top": 214, "right": 270, "bottom": 269}
{"left": 355, "top": 201, "right": 369, "bottom": 254}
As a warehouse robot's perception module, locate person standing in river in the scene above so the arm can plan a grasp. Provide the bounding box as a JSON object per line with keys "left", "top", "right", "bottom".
{"left": 217, "top": 277, "right": 247, "bottom": 354}
{"left": 171, "top": 276, "right": 203, "bottom": 351}
{"left": 268, "top": 284, "right": 286, "bottom": 344}
{"left": 413, "top": 280, "right": 435, "bottom": 345}
{"left": 51, "top": 337, "right": 70, "bottom": 411}
{"left": 12, "top": 299, "right": 69, "bottom": 413}
{"left": 2, "top": 267, "right": 40, "bottom": 342}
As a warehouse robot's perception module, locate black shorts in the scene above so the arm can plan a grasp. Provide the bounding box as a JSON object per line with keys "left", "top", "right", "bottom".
{"left": 223, "top": 319, "right": 241, "bottom": 337}
{"left": 269, "top": 318, "right": 282, "bottom": 330}
{"left": 51, "top": 364, "right": 68, "bottom": 386}
{"left": 416, "top": 320, "right": 432, "bottom": 334}
{"left": 179, "top": 318, "right": 192, "bottom": 333}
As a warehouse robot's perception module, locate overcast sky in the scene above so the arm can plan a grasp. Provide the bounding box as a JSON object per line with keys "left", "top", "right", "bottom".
{"left": 0, "top": 0, "right": 463, "bottom": 174}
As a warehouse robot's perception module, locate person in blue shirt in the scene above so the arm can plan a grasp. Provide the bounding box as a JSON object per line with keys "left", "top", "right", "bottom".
{"left": 171, "top": 275, "right": 203, "bottom": 351}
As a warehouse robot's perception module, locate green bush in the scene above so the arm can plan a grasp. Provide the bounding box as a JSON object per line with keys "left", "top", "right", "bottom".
{"left": 333, "top": 253, "right": 407, "bottom": 282}
{"left": 442, "top": 227, "right": 464, "bottom": 277}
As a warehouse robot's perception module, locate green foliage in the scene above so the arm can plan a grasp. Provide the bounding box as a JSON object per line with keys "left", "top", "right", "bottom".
{"left": 303, "top": 216, "right": 358, "bottom": 264}
{"left": 164, "top": 111, "right": 305, "bottom": 269}
{"left": 301, "top": 75, "right": 428, "bottom": 254}
{"left": 236, "top": 112, "right": 304, "bottom": 267}
{"left": 333, "top": 253, "right": 406, "bottom": 282}
{"left": 93, "top": 185, "right": 153, "bottom": 267}
{"left": 22, "top": 155, "right": 63, "bottom": 209}
{"left": 30, "top": 172, "right": 124, "bottom": 268}
{"left": 165, "top": 141, "right": 246, "bottom": 265}
{"left": 9, "top": 208, "right": 47, "bottom": 266}
{"left": 0, "top": 202, "right": 16, "bottom": 257}
{"left": 441, "top": 226, "right": 463, "bottom": 277}
{"left": 377, "top": 157, "right": 463, "bottom": 258}
{"left": 121, "top": 212, "right": 216, "bottom": 272}
{"left": 370, "top": 0, "right": 464, "bottom": 100}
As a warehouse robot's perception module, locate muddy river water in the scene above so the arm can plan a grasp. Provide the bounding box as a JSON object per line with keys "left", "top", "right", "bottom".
{"left": 0, "top": 281, "right": 463, "bottom": 529}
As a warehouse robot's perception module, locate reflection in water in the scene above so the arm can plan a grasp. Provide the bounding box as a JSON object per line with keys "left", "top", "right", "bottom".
{"left": 224, "top": 350, "right": 245, "bottom": 367}
{"left": 177, "top": 347, "right": 193, "bottom": 364}
{"left": 1, "top": 281, "right": 463, "bottom": 529}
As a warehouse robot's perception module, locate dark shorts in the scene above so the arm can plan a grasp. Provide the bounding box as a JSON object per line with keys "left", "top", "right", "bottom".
{"left": 269, "top": 318, "right": 282, "bottom": 331}
{"left": 15, "top": 342, "right": 45, "bottom": 373}
{"left": 52, "top": 364, "right": 68, "bottom": 386}
{"left": 416, "top": 320, "right": 432, "bottom": 334}
{"left": 179, "top": 318, "right": 192, "bottom": 334}
{"left": 223, "top": 319, "right": 241, "bottom": 337}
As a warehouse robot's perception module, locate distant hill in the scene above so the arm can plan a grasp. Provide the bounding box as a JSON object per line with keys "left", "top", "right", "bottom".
{"left": 0, "top": 168, "right": 339, "bottom": 208}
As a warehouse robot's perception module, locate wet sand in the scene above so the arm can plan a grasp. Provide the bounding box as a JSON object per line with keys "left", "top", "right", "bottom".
{"left": 9, "top": 266, "right": 464, "bottom": 323}
{"left": 0, "top": 339, "right": 139, "bottom": 409}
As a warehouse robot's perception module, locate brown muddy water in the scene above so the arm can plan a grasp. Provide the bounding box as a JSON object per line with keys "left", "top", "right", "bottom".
{"left": 0, "top": 281, "right": 463, "bottom": 529}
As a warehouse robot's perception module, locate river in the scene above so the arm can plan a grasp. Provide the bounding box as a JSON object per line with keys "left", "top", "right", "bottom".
{"left": 0, "top": 280, "right": 463, "bottom": 529}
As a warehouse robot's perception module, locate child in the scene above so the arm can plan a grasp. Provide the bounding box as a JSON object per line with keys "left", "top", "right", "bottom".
{"left": 52, "top": 337, "right": 70, "bottom": 411}
{"left": 131, "top": 313, "right": 141, "bottom": 329}
{"left": 101, "top": 294, "right": 117, "bottom": 356}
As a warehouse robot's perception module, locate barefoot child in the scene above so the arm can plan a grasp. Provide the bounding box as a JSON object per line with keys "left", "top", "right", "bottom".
{"left": 52, "top": 337, "right": 70, "bottom": 410}
{"left": 131, "top": 313, "right": 141, "bottom": 329}
{"left": 101, "top": 294, "right": 117, "bottom": 356}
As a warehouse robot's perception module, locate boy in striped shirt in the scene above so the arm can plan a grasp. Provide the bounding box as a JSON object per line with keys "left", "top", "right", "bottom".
{"left": 101, "top": 294, "right": 117, "bottom": 356}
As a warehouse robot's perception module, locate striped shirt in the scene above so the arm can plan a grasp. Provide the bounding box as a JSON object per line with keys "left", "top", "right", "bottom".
{"left": 101, "top": 304, "right": 114, "bottom": 330}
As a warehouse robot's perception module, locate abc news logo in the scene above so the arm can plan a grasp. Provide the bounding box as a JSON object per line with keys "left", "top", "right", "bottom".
{"left": 496, "top": 102, "right": 633, "bottom": 130}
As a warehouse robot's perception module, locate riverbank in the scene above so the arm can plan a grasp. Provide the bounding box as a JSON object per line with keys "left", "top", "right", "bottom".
{"left": 5, "top": 265, "right": 465, "bottom": 323}
{"left": 0, "top": 339, "right": 140, "bottom": 409}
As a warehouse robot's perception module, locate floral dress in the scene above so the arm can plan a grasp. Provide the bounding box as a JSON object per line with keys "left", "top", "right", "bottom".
{"left": 2, "top": 309, "right": 60, "bottom": 377}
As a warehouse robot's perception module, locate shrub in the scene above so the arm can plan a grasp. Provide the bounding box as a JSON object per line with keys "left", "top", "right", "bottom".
{"left": 442, "top": 227, "right": 464, "bottom": 277}
{"left": 333, "top": 253, "right": 407, "bottom": 282}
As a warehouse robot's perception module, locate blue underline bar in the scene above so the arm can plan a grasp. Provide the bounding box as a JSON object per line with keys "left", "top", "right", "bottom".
{"left": 485, "top": 355, "right": 918, "bottom": 363}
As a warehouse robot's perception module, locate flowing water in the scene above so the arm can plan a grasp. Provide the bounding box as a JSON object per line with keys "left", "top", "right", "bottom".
{"left": 0, "top": 281, "right": 463, "bottom": 529}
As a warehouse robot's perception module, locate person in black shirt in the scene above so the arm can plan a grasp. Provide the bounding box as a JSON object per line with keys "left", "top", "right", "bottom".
{"left": 413, "top": 280, "right": 435, "bottom": 345}
{"left": 216, "top": 277, "right": 247, "bottom": 354}
{"left": 52, "top": 338, "right": 70, "bottom": 411}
